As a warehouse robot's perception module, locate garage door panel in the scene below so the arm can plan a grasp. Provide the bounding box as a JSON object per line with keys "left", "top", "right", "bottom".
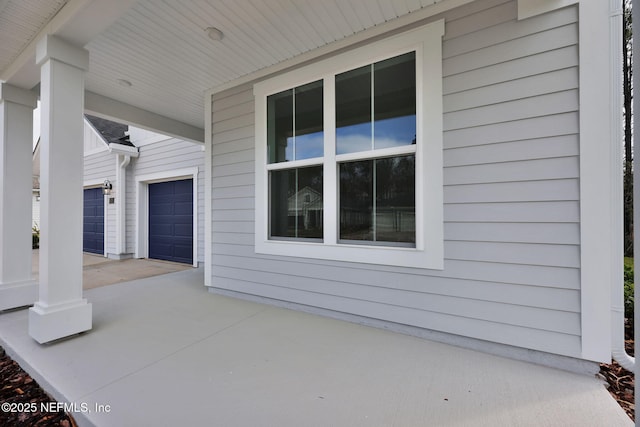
{"left": 174, "top": 179, "right": 192, "bottom": 192}
{"left": 173, "top": 245, "right": 192, "bottom": 259}
{"left": 149, "top": 179, "right": 193, "bottom": 264}
{"left": 174, "top": 224, "right": 192, "bottom": 237}
{"left": 150, "top": 204, "right": 173, "bottom": 215}
{"left": 174, "top": 203, "right": 192, "bottom": 215}
{"left": 83, "top": 188, "right": 104, "bottom": 255}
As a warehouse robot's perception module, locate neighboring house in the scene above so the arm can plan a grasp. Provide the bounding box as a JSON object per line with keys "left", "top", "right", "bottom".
{"left": 0, "top": 0, "right": 622, "bottom": 370}
{"left": 285, "top": 187, "right": 323, "bottom": 237}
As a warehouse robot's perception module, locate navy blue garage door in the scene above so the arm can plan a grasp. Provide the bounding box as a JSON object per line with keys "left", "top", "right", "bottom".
{"left": 149, "top": 179, "right": 193, "bottom": 264}
{"left": 83, "top": 188, "right": 104, "bottom": 254}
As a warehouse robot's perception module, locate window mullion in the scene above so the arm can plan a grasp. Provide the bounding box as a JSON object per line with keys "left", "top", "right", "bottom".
{"left": 370, "top": 63, "right": 375, "bottom": 152}
{"left": 324, "top": 75, "right": 337, "bottom": 245}
{"left": 295, "top": 168, "right": 299, "bottom": 237}
{"left": 335, "top": 145, "right": 416, "bottom": 163}
{"left": 267, "top": 158, "right": 323, "bottom": 170}
{"left": 373, "top": 159, "right": 377, "bottom": 242}
{"left": 292, "top": 87, "right": 296, "bottom": 161}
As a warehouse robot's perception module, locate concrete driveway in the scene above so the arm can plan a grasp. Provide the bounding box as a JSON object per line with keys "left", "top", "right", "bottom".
{"left": 31, "top": 250, "right": 192, "bottom": 289}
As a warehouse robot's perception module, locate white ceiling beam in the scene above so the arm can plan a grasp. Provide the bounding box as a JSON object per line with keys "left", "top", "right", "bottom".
{"left": 84, "top": 91, "right": 204, "bottom": 144}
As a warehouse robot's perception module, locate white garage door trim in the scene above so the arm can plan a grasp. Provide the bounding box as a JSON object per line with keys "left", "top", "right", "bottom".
{"left": 135, "top": 167, "right": 199, "bottom": 267}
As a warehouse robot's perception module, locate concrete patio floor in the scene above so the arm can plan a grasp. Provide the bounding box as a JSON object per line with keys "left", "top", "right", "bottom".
{"left": 0, "top": 268, "right": 632, "bottom": 426}
{"left": 31, "top": 249, "right": 191, "bottom": 289}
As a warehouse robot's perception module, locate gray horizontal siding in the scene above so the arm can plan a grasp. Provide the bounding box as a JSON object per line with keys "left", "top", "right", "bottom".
{"left": 84, "top": 151, "right": 113, "bottom": 181}
{"left": 210, "top": 0, "right": 582, "bottom": 358}
{"left": 445, "top": 201, "right": 579, "bottom": 223}
{"left": 444, "top": 135, "right": 578, "bottom": 167}
{"left": 444, "top": 179, "right": 579, "bottom": 203}
{"left": 211, "top": 242, "right": 580, "bottom": 288}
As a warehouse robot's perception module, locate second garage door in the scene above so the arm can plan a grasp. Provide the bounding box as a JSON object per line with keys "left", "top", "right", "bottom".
{"left": 148, "top": 179, "right": 193, "bottom": 264}
{"left": 83, "top": 187, "right": 104, "bottom": 255}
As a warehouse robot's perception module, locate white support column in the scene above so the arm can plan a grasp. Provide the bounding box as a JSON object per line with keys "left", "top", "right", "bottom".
{"left": 29, "top": 35, "right": 92, "bottom": 344}
{"left": 0, "top": 84, "right": 38, "bottom": 311}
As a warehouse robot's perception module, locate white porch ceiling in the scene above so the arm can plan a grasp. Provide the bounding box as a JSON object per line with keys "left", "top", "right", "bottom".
{"left": 0, "top": 0, "right": 450, "bottom": 138}
{"left": 0, "top": 0, "right": 67, "bottom": 74}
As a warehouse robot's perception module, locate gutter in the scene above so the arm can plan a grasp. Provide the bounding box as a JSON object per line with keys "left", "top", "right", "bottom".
{"left": 108, "top": 142, "right": 139, "bottom": 157}
{"left": 611, "top": 0, "right": 635, "bottom": 371}
{"left": 119, "top": 154, "right": 131, "bottom": 169}
{"left": 109, "top": 142, "right": 139, "bottom": 256}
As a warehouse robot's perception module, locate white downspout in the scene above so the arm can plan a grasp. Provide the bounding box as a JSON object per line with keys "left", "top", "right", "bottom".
{"left": 115, "top": 154, "right": 130, "bottom": 255}
{"left": 612, "top": 0, "right": 635, "bottom": 372}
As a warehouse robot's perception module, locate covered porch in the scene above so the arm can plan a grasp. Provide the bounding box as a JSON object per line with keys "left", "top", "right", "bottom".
{"left": 0, "top": 269, "right": 631, "bottom": 426}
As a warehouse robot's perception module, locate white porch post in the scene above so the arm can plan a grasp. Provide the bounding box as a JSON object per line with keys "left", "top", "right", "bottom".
{"left": 28, "top": 35, "right": 92, "bottom": 343}
{"left": 0, "top": 84, "right": 38, "bottom": 310}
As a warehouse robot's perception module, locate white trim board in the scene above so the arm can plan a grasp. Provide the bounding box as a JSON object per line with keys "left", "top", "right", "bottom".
{"left": 134, "top": 167, "right": 199, "bottom": 267}
{"left": 579, "top": 0, "right": 615, "bottom": 362}
{"left": 204, "top": 93, "right": 213, "bottom": 286}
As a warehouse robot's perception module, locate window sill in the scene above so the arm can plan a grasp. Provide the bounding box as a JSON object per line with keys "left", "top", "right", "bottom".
{"left": 255, "top": 238, "right": 443, "bottom": 270}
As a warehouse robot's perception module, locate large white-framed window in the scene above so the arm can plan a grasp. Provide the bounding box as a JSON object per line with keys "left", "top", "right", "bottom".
{"left": 254, "top": 19, "right": 444, "bottom": 269}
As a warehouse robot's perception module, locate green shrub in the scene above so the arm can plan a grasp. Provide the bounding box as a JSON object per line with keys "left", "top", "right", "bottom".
{"left": 624, "top": 262, "right": 634, "bottom": 320}
{"left": 32, "top": 224, "right": 39, "bottom": 249}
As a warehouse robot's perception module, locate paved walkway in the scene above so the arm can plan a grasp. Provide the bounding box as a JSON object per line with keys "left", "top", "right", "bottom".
{"left": 31, "top": 250, "right": 191, "bottom": 289}
{"left": 0, "top": 268, "right": 632, "bottom": 426}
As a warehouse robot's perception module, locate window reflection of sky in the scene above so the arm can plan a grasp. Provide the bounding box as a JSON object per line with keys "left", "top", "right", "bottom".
{"left": 285, "top": 132, "right": 324, "bottom": 161}
{"left": 336, "top": 115, "right": 415, "bottom": 155}
{"left": 296, "top": 132, "right": 324, "bottom": 159}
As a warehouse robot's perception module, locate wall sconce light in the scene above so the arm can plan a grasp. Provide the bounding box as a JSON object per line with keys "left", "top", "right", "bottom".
{"left": 102, "top": 179, "right": 113, "bottom": 196}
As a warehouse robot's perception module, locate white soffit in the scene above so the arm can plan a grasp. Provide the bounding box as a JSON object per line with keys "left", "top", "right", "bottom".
{"left": 84, "top": 0, "right": 454, "bottom": 130}
{"left": 3, "top": 0, "right": 467, "bottom": 133}
{"left": 0, "top": 0, "right": 67, "bottom": 77}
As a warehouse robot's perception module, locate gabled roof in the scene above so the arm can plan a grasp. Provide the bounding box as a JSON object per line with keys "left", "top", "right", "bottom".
{"left": 85, "top": 115, "right": 134, "bottom": 147}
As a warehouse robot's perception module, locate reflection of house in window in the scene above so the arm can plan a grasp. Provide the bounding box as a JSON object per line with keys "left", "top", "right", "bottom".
{"left": 288, "top": 186, "right": 323, "bottom": 233}
{"left": 340, "top": 206, "right": 415, "bottom": 243}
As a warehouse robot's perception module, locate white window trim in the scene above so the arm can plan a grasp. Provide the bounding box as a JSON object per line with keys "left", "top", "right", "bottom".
{"left": 135, "top": 167, "right": 199, "bottom": 267}
{"left": 254, "top": 19, "right": 444, "bottom": 270}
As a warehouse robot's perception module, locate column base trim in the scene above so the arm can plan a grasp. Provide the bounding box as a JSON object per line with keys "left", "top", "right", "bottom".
{"left": 28, "top": 300, "right": 92, "bottom": 344}
{"left": 0, "top": 280, "right": 37, "bottom": 311}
